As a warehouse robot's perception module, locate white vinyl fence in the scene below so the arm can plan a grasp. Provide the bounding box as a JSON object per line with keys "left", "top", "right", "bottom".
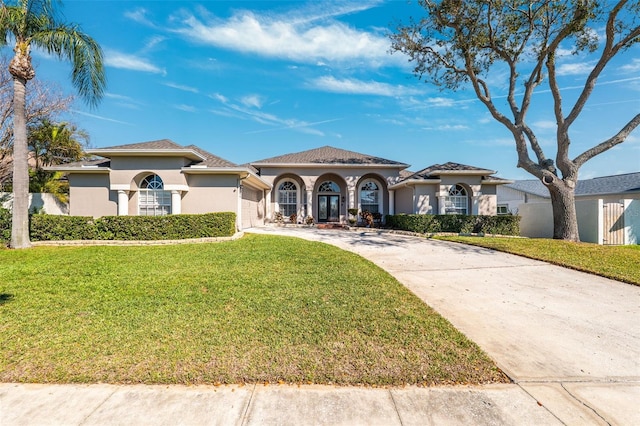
{"left": 1, "top": 192, "right": 69, "bottom": 215}
{"left": 518, "top": 198, "right": 640, "bottom": 245}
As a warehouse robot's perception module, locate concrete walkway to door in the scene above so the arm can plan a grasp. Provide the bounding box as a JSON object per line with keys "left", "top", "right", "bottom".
{"left": 248, "top": 226, "right": 640, "bottom": 425}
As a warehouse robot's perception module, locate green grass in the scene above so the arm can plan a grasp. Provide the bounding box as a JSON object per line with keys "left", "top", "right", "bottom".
{"left": 436, "top": 236, "right": 640, "bottom": 286}
{"left": 0, "top": 234, "right": 507, "bottom": 386}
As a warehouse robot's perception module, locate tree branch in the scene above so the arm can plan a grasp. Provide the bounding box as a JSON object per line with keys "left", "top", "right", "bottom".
{"left": 574, "top": 113, "right": 640, "bottom": 167}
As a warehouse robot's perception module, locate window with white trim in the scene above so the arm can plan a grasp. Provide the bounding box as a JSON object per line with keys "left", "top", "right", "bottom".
{"left": 278, "top": 181, "right": 297, "bottom": 217}
{"left": 445, "top": 184, "right": 468, "bottom": 215}
{"left": 359, "top": 180, "right": 380, "bottom": 213}
{"left": 497, "top": 204, "right": 510, "bottom": 215}
{"left": 318, "top": 181, "right": 339, "bottom": 193}
{"left": 139, "top": 174, "right": 170, "bottom": 216}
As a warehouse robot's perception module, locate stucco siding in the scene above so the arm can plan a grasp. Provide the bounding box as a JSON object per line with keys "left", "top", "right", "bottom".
{"left": 182, "top": 174, "right": 238, "bottom": 214}
{"left": 241, "top": 186, "right": 264, "bottom": 228}
{"left": 68, "top": 174, "right": 117, "bottom": 217}
{"left": 476, "top": 194, "right": 497, "bottom": 215}
{"left": 394, "top": 187, "right": 414, "bottom": 214}
{"left": 414, "top": 185, "right": 437, "bottom": 214}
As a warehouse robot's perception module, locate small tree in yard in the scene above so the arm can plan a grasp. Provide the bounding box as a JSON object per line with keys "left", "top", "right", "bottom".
{"left": 0, "top": 0, "right": 105, "bottom": 248}
{"left": 390, "top": 0, "right": 640, "bottom": 241}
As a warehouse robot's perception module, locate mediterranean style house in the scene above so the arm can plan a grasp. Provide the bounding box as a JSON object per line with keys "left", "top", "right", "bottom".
{"left": 51, "top": 140, "right": 512, "bottom": 230}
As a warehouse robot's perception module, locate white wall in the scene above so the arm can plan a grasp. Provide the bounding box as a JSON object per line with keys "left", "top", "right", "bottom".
{"left": 517, "top": 198, "right": 639, "bottom": 244}
{"left": 517, "top": 203, "right": 553, "bottom": 238}
{"left": 497, "top": 185, "right": 548, "bottom": 213}
{"left": 576, "top": 199, "right": 601, "bottom": 244}
{"left": 1, "top": 192, "right": 69, "bottom": 215}
{"left": 624, "top": 199, "right": 640, "bottom": 245}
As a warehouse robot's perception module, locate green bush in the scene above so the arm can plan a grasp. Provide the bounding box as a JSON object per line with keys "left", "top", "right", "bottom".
{"left": 0, "top": 207, "right": 11, "bottom": 243}
{"left": 385, "top": 214, "right": 520, "bottom": 236}
{"left": 30, "top": 215, "right": 99, "bottom": 241}
{"left": 29, "top": 212, "right": 237, "bottom": 241}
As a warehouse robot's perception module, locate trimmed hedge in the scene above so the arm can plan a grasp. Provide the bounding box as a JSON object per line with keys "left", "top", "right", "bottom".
{"left": 28, "top": 212, "right": 237, "bottom": 241}
{"left": 385, "top": 214, "right": 520, "bottom": 236}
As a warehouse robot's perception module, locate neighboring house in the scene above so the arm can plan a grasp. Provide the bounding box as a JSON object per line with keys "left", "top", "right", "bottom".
{"left": 51, "top": 140, "right": 511, "bottom": 230}
{"left": 497, "top": 173, "right": 640, "bottom": 244}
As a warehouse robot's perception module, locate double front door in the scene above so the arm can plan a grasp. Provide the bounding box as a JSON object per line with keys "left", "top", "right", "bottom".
{"left": 318, "top": 195, "right": 340, "bottom": 222}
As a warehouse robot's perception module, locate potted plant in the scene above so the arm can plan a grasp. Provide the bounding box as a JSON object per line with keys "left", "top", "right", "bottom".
{"left": 348, "top": 208, "right": 359, "bottom": 226}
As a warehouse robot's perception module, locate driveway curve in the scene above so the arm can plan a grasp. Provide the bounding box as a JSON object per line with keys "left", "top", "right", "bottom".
{"left": 248, "top": 227, "right": 640, "bottom": 425}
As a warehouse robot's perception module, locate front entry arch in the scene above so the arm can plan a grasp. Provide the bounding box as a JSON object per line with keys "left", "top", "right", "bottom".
{"left": 317, "top": 180, "right": 340, "bottom": 222}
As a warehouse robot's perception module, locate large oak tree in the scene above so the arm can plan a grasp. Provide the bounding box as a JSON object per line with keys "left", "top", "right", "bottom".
{"left": 390, "top": 0, "right": 640, "bottom": 241}
{"left": 0, "top": 0, "right": 105, "bottom": 248}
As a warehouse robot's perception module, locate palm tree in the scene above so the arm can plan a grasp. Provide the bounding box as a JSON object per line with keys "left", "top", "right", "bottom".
{"left": 0, "top": 0, "right": 105, "bottom": 248}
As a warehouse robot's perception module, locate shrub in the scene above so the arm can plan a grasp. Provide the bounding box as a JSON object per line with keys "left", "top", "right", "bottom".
{"left": 30, "top": 215, "right": 98, "bottom": 241}
{"left": 0, "top": 207, "right": 11, "bottom": 243}
{"left": 385, "top": 214, "right": 520, "bottom": 236}
{"left": 29, "top": 212, "right": 237, "bottom": 241}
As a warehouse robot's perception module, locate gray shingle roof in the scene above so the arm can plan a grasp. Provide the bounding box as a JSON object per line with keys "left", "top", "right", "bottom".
{"left": 184, "top": 145, "right": 237, "bottom": 167}
{"left": 251, "top": 145, "right": 407, "bottom": 166}
{"left": 99, "top": 139, "right": 185, "bottom": 150}
{"left": 401, "top": 162, "right": 495, "bottom": 181}
{"left": 505, "top": 172, "right": 640, "bottom": 198}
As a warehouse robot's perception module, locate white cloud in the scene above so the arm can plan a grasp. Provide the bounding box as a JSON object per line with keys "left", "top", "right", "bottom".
{"left": 556, "top": 61, "right": 596, "bottom": 76}
{"left": 532, "top": 120, "right": 557, "bottom": 130}
{"left": 104, "top": 49, "right": 166, "bottom": 75}
{"left": 174, "top": 104, "right": 197, "bottom": 112}
{"left": 70, "top": 109, "right": 132, "bottom": 126}
{"left": 210, "top": 93, "right": 228, "bottom": 103}
{"left": 310, "top": 76, "right": 423, "bottom": 96}
{"left": 170, "top": 3, "right": 395, "bottom": 67}
{"left": 163, "top": 82, "right": 199, "bottom": 93}
{"left": 619, "top": 58, "right": 640, "bottom": 74}
{"left": 422, "top": 124, "right": 469, "bottom": 131}
{"left": 241, "top": 95, "right": 264, "bottom": 109}
{"left": 124, "top": 8, "right": 154, "bottom": 26}
{"left": 210, "top": 90, "right": 340, "bottom": 136}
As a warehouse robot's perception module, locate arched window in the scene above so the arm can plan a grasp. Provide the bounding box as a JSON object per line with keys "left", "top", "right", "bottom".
{"left": 278, "top": 181, "right": 297, "bottom": 217}
{"left": 139, "top": 174, "right": 171, "bottom": 216}
{"left": 318, "top": 181, "right": 339, "bottom": 193}
{"left": 445, "top": 184, "right": 468, "bottom": 215}
{"left": 360, "top": 180, "right": 380, "bottom": 213}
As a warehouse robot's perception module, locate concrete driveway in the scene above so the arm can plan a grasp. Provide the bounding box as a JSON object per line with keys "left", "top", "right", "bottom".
{"left": 248, "top": 227, "right": 640, "bottom": 425}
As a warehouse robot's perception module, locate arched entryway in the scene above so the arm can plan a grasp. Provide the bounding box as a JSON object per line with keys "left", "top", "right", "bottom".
{"left": 317, "top": 180, "right": 341, "bottom": 222}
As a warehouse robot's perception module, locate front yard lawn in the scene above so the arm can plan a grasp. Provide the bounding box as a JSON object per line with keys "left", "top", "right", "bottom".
{"left": 436, "top": 236, "right": 640, "bottom": 286}
{"left": 0, "top": 234, "right": 507, "bottom": 386}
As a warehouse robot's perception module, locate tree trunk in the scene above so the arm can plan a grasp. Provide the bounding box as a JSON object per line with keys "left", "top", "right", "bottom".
{"left": 10, "top": 75, "right": 31, "bottom": 249}
{"left": 547, "top": 180, "right": 580, "bottom": 242}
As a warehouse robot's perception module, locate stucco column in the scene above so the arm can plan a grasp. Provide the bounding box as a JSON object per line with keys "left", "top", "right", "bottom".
{"left": 306, "top": 190, "right": 313, "bottom": 221}
{"left": 117, "top": 190, "right": 129, "bottom": 216}
{"left": 348, "top": 189, "right": 355, "bottom": 209}
{"left": 236, "top": 183, "right": 243, "bottom": 231}
{"left": 438, "top": 195, "right": 447, "bottom": 215}
{"left": 171, "top": 190, "right": 181, "bottom": 215}
{"left": 389, "top": 190, "right": 395, "bottom": 215}
{"left": 471, "top": 195, "right": 480, "bottom": 215}
{"left": 265, "top": 189, "right": 272, "bottom": 221}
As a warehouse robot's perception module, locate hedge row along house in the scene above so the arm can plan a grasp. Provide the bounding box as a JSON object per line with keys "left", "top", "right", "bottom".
{"left": 50, "top": 140, "right": 512, "bottom": 230}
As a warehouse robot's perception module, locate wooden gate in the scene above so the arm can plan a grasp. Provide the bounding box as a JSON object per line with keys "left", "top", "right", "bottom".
{"left": 602, "top": 201, "right": 625, "bottom": 245}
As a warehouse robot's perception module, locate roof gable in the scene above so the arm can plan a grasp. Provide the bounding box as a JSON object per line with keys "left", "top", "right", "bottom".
{"left": 184, "top": 145, "right": 237, "bottom": 167}
{"left": 251, "top": 145, "right": 408, "bottom": 167}
{"left": 402, "top": 162, "right": 496, "bottom": 181}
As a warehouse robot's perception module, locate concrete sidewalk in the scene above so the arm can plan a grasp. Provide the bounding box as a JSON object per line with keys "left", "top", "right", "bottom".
{"left": 2, "top": 227, "right": 639, "bottom": 425}
{"left": 1, "top": 382, "right": 560, "bottom": 425}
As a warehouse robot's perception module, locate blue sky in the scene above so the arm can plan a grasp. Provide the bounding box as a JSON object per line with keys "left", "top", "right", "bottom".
{"left": 17, "top": 0, "right": 640, "bottom": 179}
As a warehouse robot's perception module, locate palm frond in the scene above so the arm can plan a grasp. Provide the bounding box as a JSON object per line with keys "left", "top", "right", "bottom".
{"left": 32, "top": 24, "right": 105, "bottom": 107}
